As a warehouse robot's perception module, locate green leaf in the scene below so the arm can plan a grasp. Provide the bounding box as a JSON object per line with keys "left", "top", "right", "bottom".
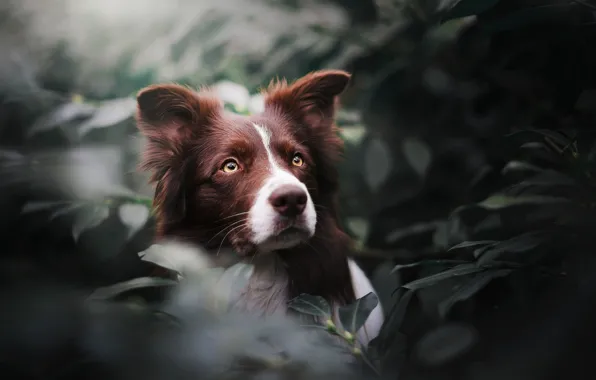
{"left": 371, "top": 289, "right": 415, "bottom": 356}
{"left": 481, "top": 4, "right": 568, "bottom": 33}
{"left": 50, "top": 202, "right": 85, "bottom": 220}
{"left": 87, "top": 277, "right": 177, "bottom": 301}
{"left": 72, "top": 205, "right": 110, "bottom": 241}
{"left": 443, "top": 0, "right": 502, "bottom": 21}
{"left": 138, "top": 241, "right": 211, "bottom": 277}
{"left": 288, "top": 294, "right": 332, "bottom": 318}
{"left": 337, "top": 292, "right": 379, "bottom": 334}
{"left": 27, "top": 102, "right": 96, "bottom": 137}
{"left": 402, "top": 264, "right": 486, "bottom": 291}
{"left": 476, "top": 232, "right": 547, "bottom": 265}
{"left": 477, "top": 194, "right": 571, "bottom": 209}
{"left": 216, "top": 262, "right": 254, "bottom": 310}
{"left": 448, "top": 240, "right": 498, "bottom": 252}
{"left": 364, "top": 137, "right": 392, "bottom": 192}
{"left": 392, "top": 260, "right": 469, "bottom": 273}
{"left": 118, "top": 203, "right": 150, "bottom": 238}
{"left": 77, "top": 97, "right": 136, "bottom": 137}
{"left": 22, "top": 201, "right": 71, "bottom": 214}
{"left": 402, "top": 137, "right": 432, "bottom": 177}
{"left": 415, "top": 323, "right": 478, "bottom": 366}
{"left": 438, "top": 269, "right": 513, "bottom": 318}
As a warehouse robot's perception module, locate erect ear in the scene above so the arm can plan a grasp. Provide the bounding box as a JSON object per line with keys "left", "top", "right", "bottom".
{"left": 263, "top": 70, "right": 351, "bottom": 128}
{"left": 135, "top": 83, "right": 222, "bottom": 178}
{"left": 135, "top": 84, "right": 222, "bottom": 228}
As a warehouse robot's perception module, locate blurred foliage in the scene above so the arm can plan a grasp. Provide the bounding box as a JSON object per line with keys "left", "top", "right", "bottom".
{"left": 3, "top": 0, "right": 596, "bottom": 379}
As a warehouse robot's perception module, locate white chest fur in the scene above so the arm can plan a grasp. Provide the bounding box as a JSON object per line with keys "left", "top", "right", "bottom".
{"left": 237, "top": 254, "right": 384, "bottom": 347}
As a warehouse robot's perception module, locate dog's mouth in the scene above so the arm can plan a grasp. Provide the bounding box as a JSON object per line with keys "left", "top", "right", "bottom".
{"left": 254, "top": 224, "right": 312, "bottom": 253}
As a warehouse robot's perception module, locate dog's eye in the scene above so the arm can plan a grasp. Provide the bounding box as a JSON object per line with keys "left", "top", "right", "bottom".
{"left": 221, "top": 159, "right": 239, "bottom": 173}
{"left": 291, "top": 153, "right": 304, "bottom": 167}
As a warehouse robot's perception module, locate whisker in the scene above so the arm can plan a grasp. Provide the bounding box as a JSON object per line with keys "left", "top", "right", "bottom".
{"left": 215, "top": 211, "right": 250, "bottom": 222}
{"left": 206, "top": 219, "right": 248, "bottom": 245}
{"left": 216, "top": 224, "right": 246, "bottom": 256}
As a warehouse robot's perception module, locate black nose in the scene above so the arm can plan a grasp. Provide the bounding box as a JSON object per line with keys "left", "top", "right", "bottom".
{"left": 268, "top": 185, "right": 308, "bottom": 217}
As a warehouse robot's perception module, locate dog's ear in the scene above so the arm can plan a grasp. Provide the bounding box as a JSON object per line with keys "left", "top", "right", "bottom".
{"left": 263, "top": 70, "right": 351, "bottom": 129}
{"left": 135, "top": 84, "right": 222, "bottom": 231}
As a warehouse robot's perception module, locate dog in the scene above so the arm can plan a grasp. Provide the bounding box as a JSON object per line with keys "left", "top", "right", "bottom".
{"left": 135, "top": 70, "right": 383, "bottom": 346}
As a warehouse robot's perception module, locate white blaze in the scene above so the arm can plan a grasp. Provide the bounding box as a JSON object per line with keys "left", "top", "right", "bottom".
{"left": 248, "top": 123, "right": 317, "bottom": 250}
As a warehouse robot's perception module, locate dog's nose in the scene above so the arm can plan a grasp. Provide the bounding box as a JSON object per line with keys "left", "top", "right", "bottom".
{"left": 268, "top": 185, "right": 308, "bottom": 217}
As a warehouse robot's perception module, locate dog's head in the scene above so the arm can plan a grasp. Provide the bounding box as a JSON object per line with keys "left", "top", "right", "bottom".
{"left": 135, "top": 70, "right": 350, "bottom": 256}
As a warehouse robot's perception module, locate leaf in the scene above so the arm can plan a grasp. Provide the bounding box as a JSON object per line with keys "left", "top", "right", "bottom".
{"left": 50, "top": 202, "right": 86, "bottom": 220}
{"left": 27, "top": 102, "right": 96, "bottom": 137}
{"left": 214, "top": 81, "right": 250, "bottom": 113}
{"left": 77, "top": 97, "right": 136, "bottom": 137}
{"left": 402, "top": 137, "right": 432, "bottom": 177}
{"left": 477, "top": 194, "right": 570, "bottom": 209}
{"left": 372, "top": 289, "right": 415, "bottom": 355}
{"left": 392, "top": 260, "right": 470, "bottom": 273}
{"left": 481, "top": 4, "right": 568, "bottom": 33}
{"left": 438, "top": 269, "right": 513, "bottom": 318}
{"left": 476, "top": 232, "right": 547, "bottom": 265}
{"left": 22, "top": 201, "right": 70, "bottom": 214}
{"left": 448, "top": 240, "right": 498, "bottom": 252}
{"left": 87, "top": 277, "right": 177, "bottom": 301}
{"left": 337, "top": 292, "right": 379, "bottom": 334}
{"left": 137, "top": 241, "right": 212, "bottom": 277}
{"left": 415, "top": 323, "right": 478, "bottom": 366}
{"left": 288, "top": 294, "right": 332, "bottom": 318}
{"left": 364, "top": 137, "right": 392, "bottom": 192}
{"left": 402, "top": 264, "right": 486, "bottom": 291}
{"left": 216, "top": 263, "right": 254, "bottom": 310}
{"left": 72, "top": 205, "right": 110, "bottom": 241}
{"left": 118, "top": 203, "right": 150, "bottom": 238}
{"left": 443, "top": 0, "right": 501, "bottom": 21}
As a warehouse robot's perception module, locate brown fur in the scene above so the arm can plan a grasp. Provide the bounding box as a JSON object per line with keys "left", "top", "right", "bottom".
{"left": 136, "top": 70, "right": 356, "bottom": 306}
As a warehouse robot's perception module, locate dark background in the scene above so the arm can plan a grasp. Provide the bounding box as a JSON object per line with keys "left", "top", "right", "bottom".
{"left": 2, "top": 0, "right": 596, "bottom": 379}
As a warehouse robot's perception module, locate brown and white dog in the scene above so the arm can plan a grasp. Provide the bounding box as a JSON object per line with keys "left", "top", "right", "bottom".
{"left": 135, "top": 70, "right": 383, "bottom": 346}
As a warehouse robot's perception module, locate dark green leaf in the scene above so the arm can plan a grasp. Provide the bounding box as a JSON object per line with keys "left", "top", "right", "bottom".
{"left": 72, "top": 205, "right": 110, "bottom": 241}
{"left": 481, "top": 4, "right": 568, "bottom": 33}
{"left": 138, "top": 241, "right": 211, "bottom": 277}
{"left": 476, "top": 232, "right": 547, "bottom": 265}
{"left": 448, "top": 240, "right": 498, "bottom": 252}
{"left": 438, "top": 269, "right": 513, "bottom": 318}
{"left": 27, "top": 102, "right": 96, "bottom": 137}
{"left": 415, "top": 323, "right": 478, "bottom": 366}
{"left": 22, "top": 201, "right": 70, "bottom": 214}
{"left": 118, "top": 203, "right": 150, "bottom": 238}
{"left": 50, "top": 202, "right": 85, "bottom": 220}
{"left": 77, "top": 97, "right": 136, "bottom": 137}
{"left": 402, "top": 264, "right": 486, "bottom": 291}
{"left": 216, "top": 263, "right": 254, "bottom": 310}
{"left": 288, "top": 294, "right": 332, "bottom": 318}
{"left": 443, "top": 0, "right": 501, "bottom": 21}
{"left": 373, "top": 289, "right": 415, "bottom": 356}
{"left": 87, "top": 277, "right": 177, "bottom": 301}
{"left": 392, "top": 260, "right": 470, "bottom": 273}
{"left": 477, "top": 194, "right": 571, "bottom": 209}
{"left": 337, "top": 292, "right": 379, "bottom": 334}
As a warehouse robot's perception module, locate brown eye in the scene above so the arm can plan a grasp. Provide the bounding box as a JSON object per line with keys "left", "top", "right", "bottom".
{"left": 221, "top": 159, "right": 239, "bottom": 173}
{"left": 291, "top": 153, "right": 304, "bottom": 167}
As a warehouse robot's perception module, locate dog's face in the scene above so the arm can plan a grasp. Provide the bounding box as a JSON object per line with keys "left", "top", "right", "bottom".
{"left": 135, "top": 70, "right": 350, "bottom": 255}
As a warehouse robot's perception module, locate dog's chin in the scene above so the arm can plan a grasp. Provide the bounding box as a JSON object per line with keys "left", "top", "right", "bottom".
{"left": 235, "top": 227, "right": 312, "bottom": 256}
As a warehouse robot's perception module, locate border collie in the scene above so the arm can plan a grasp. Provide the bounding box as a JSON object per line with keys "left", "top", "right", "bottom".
{"left": 135, "top": 70, "right": 383, "bottom": 346}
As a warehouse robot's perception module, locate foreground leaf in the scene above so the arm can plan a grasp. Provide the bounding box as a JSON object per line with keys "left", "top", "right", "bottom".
{"left": 288, "top": 294, "right": 332, "bottom": 318}
{"left": 216, "top": 263, "right": 254, "bottom": 310}
{"left": 402, "top": 264, "right": 486, "bottom": 291}
{"left": 476, "top": 232, "right": 547, "bottom": 265}
{"left": 87, "top": 277, "right": 177, "bottom": 301}
{"left": 338, "top": 292, "right": 379, "bottom": 334}
{"left": 438, "top": 269, "right": 514, "bottom": 318}
{"left": 118, "top": 203, "right": 150, "bottom": 238}
{"left": 415, "top": 323, "right": 478, "bottom": 366}
{"left": 448, "top": 240, "right": 498, "bottom": 252}
{"left": 138, "top": 241, "right": 212, "bottom": 277}
{"left": 477, "top": 194, "right": 570, "bottom": 209}
{"left": 72, "top": 205, "right": 110, "bottom": 241}
{"left": 443, "top": 0, "right": 501, "bottom": 21}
